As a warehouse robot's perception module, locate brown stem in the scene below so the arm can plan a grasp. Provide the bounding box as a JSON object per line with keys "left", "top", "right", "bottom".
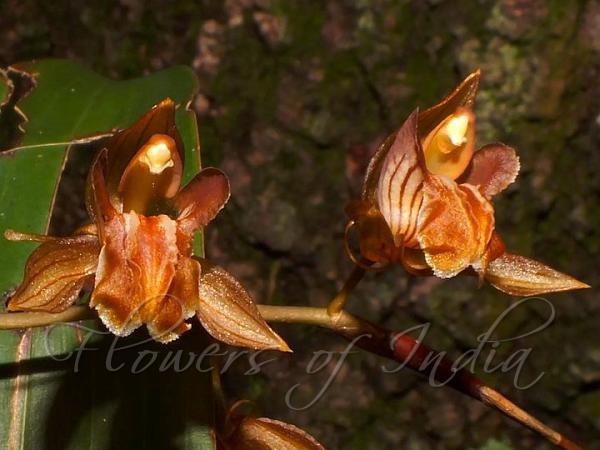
{"left": 383, "top": 333, "right": 581, "bottom": 450}
{"left": 256, "top": 307, "right": 582, "bottom": 450}
{"left": 0, "top": 306, "right": 582, "bottom": 449}
{"left": 210, "top": 357, "right": 228, "bottom": 435}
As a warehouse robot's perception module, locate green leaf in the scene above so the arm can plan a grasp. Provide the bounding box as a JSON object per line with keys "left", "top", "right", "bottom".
{"left": 0, "top": 145, "right": 68, "bottom": 293}
{"left": 0, "top": 59, "right": 214, "bottom": 449}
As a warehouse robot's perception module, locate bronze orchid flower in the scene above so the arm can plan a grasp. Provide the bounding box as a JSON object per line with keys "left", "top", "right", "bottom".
{"left": 5, "top": 99, "right": 289, "bottom": 350}
{"left": 218, "top": 401, "right": 325, "bottom": 450}
{"left": 346, "top": 70, "right": 588, "bottom": 297}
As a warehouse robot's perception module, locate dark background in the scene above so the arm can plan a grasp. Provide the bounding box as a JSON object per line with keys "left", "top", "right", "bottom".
{"left": 1, "top": 1, "right": 599, "bottom": 448}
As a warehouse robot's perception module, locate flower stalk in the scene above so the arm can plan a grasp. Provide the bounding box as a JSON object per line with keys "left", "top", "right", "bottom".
{"left": 0, "top": 305, "right": 581, "bottom": 450}
{"left": 326, "top": 263, "right": 367, "bottom": 316}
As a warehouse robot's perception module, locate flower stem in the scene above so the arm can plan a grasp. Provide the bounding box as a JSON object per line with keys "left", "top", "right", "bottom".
{"left": 0, "top": 305, "right": 94, "bottom": 329}
{"left": 210, "top": 357, "right": 228, "bottom": 433}
{"left": 326, "top": 264, "right": 366, "bottom": 316}
{"left": 0, "top": 305, "right": 582, "bottom": 449}
{"left": 260, "top": 306, "right": 582, "bottom": 450}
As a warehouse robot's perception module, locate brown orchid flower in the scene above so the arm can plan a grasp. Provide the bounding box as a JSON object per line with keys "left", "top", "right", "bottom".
{"left": 347, "top": 70, "right": 589, "bottom": 296}
{"left": 218, "top": 401, "right": 325, "bottom": 450}
{"left": 5, "top": 99, "right": 290, "bottom": 350}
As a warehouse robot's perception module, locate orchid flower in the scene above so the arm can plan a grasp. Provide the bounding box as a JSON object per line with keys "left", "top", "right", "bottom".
{"left": 218, "top": 401, "right": 325, "bottom": 450}
{"left": 346, "top": 70, "right": 589, "bottom": 296}
{"left": 5, "top": 99, "right": 290, "bottom": 350}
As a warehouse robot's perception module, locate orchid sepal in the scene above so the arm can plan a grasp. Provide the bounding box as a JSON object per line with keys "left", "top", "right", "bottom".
{"left": 219, "top": 401, "right": 325, "bottom": 450}
{"left": 484, "top": 252, "right": 590, "bottom": 297}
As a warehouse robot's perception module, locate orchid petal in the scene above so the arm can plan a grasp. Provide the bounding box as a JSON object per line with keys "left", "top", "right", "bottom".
{"left": 361, "top": 133, "right": 396, "bottom": 204}
{"left": 104, "top": 98, "right": 185, "bottom": 201}
{"left": 461, "top": 143, "right": 520, "bottom": 198}
{"left": 422, "top": 107, "right": 476, "bottom": 180}
{"left": 401, "top": 248, "right": 432, "bottom": 276}
{"left": 376, "top": 109, "right": 425, "bottom": 248}
{"left": 7, "top": 234, "right": 99, "bottom": 313}
{"left": 145, "top": 296, "right": 192, "bottom": 344}
{"left": 195, "top": 258, "right": 290, "bottom": 352}
{"left": 86, "top": 149, "right": 116, "bottom": 240}
{"left": 460, "top": 183, "right": 496, "bottom": 273}
{"left": 417, "top": 69, "right": 481, "bottom": 139}
{"left": 485, "top": 253, "right": 590, "bottom": 297}
{"left": 226, "top": 417, "right": 325, "bottom": 450}
{"left": 345, "top": 200, "right": 396, "bottom": 264}
{"left": 90, "top": 214, "right": 143, "bottom": 337}
{"left": 118, "top": 133, "right": 183, "bottom": 215}
{"left": 174, "top": 167, "right": 230, "bottom": 235}
{"left": 479, "top": 231, "right": 506, "bottom": 281}
{"left": 147, "top": 257, "right": 201, "bottom": 343}
{"left": 417, "top": 175, "right": 494, "bottom": 278}
{"left": 363, "top": 70, "right": 480, "bottom": 202}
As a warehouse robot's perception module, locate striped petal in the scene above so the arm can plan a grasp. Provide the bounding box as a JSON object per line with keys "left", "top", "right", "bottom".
{"left": 7, "top": 234, "right": 99, "bottom": 312}
{"left": 225, "top": 416, "right": 325, "bottom": 450}
{"left": 361, "top": 133, "right": 396, "bottom": 204}
{"left": 363, "top": 70, "right": 480, "bottom": 203}
{"left": 376, "top": 109, "right": 425, "bottom": 248}
{"left": 86, "top": 149, "right": 116, "bottom": 241}
{"left": 196, "top": 258, "right": 290, "bottom": 352}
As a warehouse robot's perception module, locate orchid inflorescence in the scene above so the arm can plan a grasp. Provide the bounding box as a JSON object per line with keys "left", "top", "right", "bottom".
{"left": 3, "top": 70, "right": 589, "bottom": 450}
{"left": 5, "top": 99, "right": 289, "bottom": 350}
